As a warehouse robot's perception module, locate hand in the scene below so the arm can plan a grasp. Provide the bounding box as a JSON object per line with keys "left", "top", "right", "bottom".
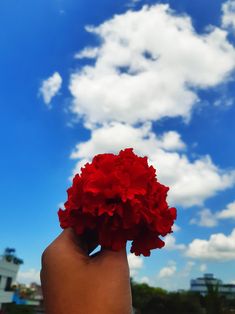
{"left": 41, "top": 228, "right": 132, "bottom": 314}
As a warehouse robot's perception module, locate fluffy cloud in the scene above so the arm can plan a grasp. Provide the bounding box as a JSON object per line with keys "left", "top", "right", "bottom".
{"left": 217, "top": 200, "right": 235, "bottom": 219}
{"left": 190, "top": 208, "right": 218, "bottom": 227}
{"left": 199, "top": 264, "right": 207, "bottom": 272}
{"left": 186, "top": 228, "right": 235, "bottom": 261}
{"left": 75, "top": 47, "right": 99, "bottom": 59}
{"left": 190, "top": 201, "right": 235, "bottom": 227}
{"left": 39, "top": 72, "right": 62, "bottom": 105}
{"left": 17, "top": 268, "right": 40, "bottom": 285}
{"left": 71, "top": 123, "right": 185, "bottom": 164}
{"left": 172, "top": 224, "right": 181, "bottom": 232}
{"left": 156, "top": 261, "right": 195, "bottom": 290}
{"left": 70, "top": 4, "right": 235, "bottom": 126}
{"left": 164, "top": 235, "right": 186, "bottom": 251}
{"left": 159, "top": 262, "right": 177, "bottom": 278}
{"left": 67, "top": 3, "right": 235, "bottom": 210}
{"left": 222, "top": 0, "right": 235, "bottom": 32}
{"left": 70, "top": 122, "right": 235, "bottom": 207}
{"left": 127, "top": 253, "right": 143, "bottom": 277}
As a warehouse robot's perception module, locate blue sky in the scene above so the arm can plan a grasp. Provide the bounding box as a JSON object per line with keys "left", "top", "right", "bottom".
{"left": 1, "top": 0, "right": 235, "bottom": 289}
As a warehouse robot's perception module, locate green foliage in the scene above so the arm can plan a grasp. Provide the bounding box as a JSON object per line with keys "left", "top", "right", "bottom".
{"left": 131, "top": 280, "right": 167, "bottom": 311}
{"left": 2, "top": 304, "right": 34, "bottom": 314}
{"left": 204, "top": 283, "right": 224, "bottom": 314}
{"left": 131, "top": 279, "right": 235, "bottom": 314}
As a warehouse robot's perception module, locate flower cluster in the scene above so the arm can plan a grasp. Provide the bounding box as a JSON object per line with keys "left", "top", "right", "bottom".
{"left": 58, "top": 148, "right": 176, "bottom": 256}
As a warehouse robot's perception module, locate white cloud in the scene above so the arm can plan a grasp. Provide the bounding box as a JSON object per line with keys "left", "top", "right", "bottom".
{"left": 190, "top": 201, "right": 235, "bottom": 227}
{"left": 75, "top": 47, "right": 99, "bottom": 59}
{"left": 70, "top": 122, "right": 235, "bottom": 207}
{"left": 164, "top": 235, "right": 186, "bottom": 251}
{"left": 126, "top": 0, "right": 142, "bottom": 8}
{"left": 222, "top": 0, "right": 235, "bottom": 32}
{"left": 70, "top": 4, "right": 235, "bottom": 127}
{"left": 71, "top": 123, "right": 185, "bottom": 163}
{"left": 156, "top": 261, "right": 195, "bottom": 290}
{"left": 127, "top": 253, "right": 143, "bottom": 277}
{"left": 217, "top": 200, "right": 235, "bottom": 219}
{"left": 186, "top": 228, "right": 235, "bottom": 261}
{"left": 66, "top": 3, "right": 235, "bottom": 209}
{"left": 159, "top": 263, "right": 177, "bottom": 278}
{"left": 199, "top": 263, "right": 207, "bottom": 272}
{"left": 214, "top": 97, "right": 234, "bottom": 107}
{"left": 39, "top": 72, "right": 62, "bottom": 105}
{"left": 175, "top": 260, "right": 196, "bottom": 279}
{"left": 58, "top": 202, "right": 65, "bottom": 210}
{"left": 158, "top": 131, "right": 186, "bottom": 151}
{"left": 172, "top": 224, "right": 181, "bottom": 232}
{"left": 190, "top": 208, "right": 218, "bottom": 227}
{"left": 17, "top": 268, "right": 40, "bottom": 285}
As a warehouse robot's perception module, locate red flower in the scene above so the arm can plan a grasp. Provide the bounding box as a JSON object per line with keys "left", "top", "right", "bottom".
{"left": 58, "top": 148, "right": 177, "bottom": 256}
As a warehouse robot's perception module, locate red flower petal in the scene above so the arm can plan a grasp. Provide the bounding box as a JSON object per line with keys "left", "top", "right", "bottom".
{"left": 58, "top": 148, "right": 177, "bottom": 256}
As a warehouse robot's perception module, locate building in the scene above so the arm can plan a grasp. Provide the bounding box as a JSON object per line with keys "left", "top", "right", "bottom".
{"left": 190, "top": 273, "right": 235, "bottom": 299}
{"left": 0, "top": 248, "right": 22, "bottom": 309}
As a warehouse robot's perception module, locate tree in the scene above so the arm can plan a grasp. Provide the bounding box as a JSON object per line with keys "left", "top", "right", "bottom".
{"left": 131, "top": 280, "right": 167, "bottom": 312}
{"left": 2, "top": 304, "right": 34, "bottom": 314}
{"left": 204, "top": 283, "right": 224, "bottom": 314}
{"left": 131, "top": 280, "right": 204, "bottom": 314}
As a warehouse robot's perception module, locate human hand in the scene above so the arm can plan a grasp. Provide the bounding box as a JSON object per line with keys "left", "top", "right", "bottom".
{"left": 41, "top": 228, "right": 132, "bottom": 314}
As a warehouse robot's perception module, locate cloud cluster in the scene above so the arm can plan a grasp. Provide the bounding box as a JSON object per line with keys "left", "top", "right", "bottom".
{"left": 39, "top": 72, "right": 62, "bottom": 105}
{"left": 217, "top": 200, "right": 235, "bottom": 219}
{"left": 190, "top": 200, "right": 235, "bottom": 227}
{"left": 70, "top": 4, "right": 235, "bottom": 126}
{"left": 199, "top": 264, "right": 207, "bottom": 272}
{"left": 67, "top": 3, "right": 235, "bottom": 210}
{"left": 127, "top": 253, "right": 143, "bottom": 277}
{"left": 159, "top": 261, "right": 177, "bottom": 278}
{"left": 71, "top": 122, "right": 235, "bottom": 207}
{"left": 186, "top": 228, "right": 235, "bottom": 261}
{"left": 36, "top": 1, "right": 235, "bottom": 288}
{"left": 222, "top": 0, "right": 235, "bottom": 32}
{"left": 190, "top": 208, "right": 218, "bottom": 227}
{"left": 164, "top": 234, "right": 186, "bottom": 251}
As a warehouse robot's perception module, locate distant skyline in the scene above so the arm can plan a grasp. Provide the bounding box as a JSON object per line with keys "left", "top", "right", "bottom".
{"left": 0, "top": 0, "right": 235, "bottom": 290}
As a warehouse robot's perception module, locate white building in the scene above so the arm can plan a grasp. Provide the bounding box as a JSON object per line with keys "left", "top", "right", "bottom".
{"left": 191, "top": 273, "right": 235, "bottom": 299}
{"left": 0, "top": 249, "right": 22, "bottom": 309}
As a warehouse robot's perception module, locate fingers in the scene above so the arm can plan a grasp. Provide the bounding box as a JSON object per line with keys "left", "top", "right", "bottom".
{"left": 41, "top": 228, "right": 87, "bottom": 271}
{"left": 48, "top": 228, "right": 88, "bottom": 254}
{"left": 41, "top": 228, "right": 99, "bottom": 269}
{"left": 61, "top": 228, "right": 99, "bottom": 255}
{"left": 59, "top": 228, "right": 90, "bottom": 253}
{"left": 41, "top": 228, "right": 127, "bottom": 273}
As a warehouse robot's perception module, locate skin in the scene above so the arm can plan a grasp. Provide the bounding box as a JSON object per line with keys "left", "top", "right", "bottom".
{"left": 41, "top": 228, "right": 132, "bottom": 314}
